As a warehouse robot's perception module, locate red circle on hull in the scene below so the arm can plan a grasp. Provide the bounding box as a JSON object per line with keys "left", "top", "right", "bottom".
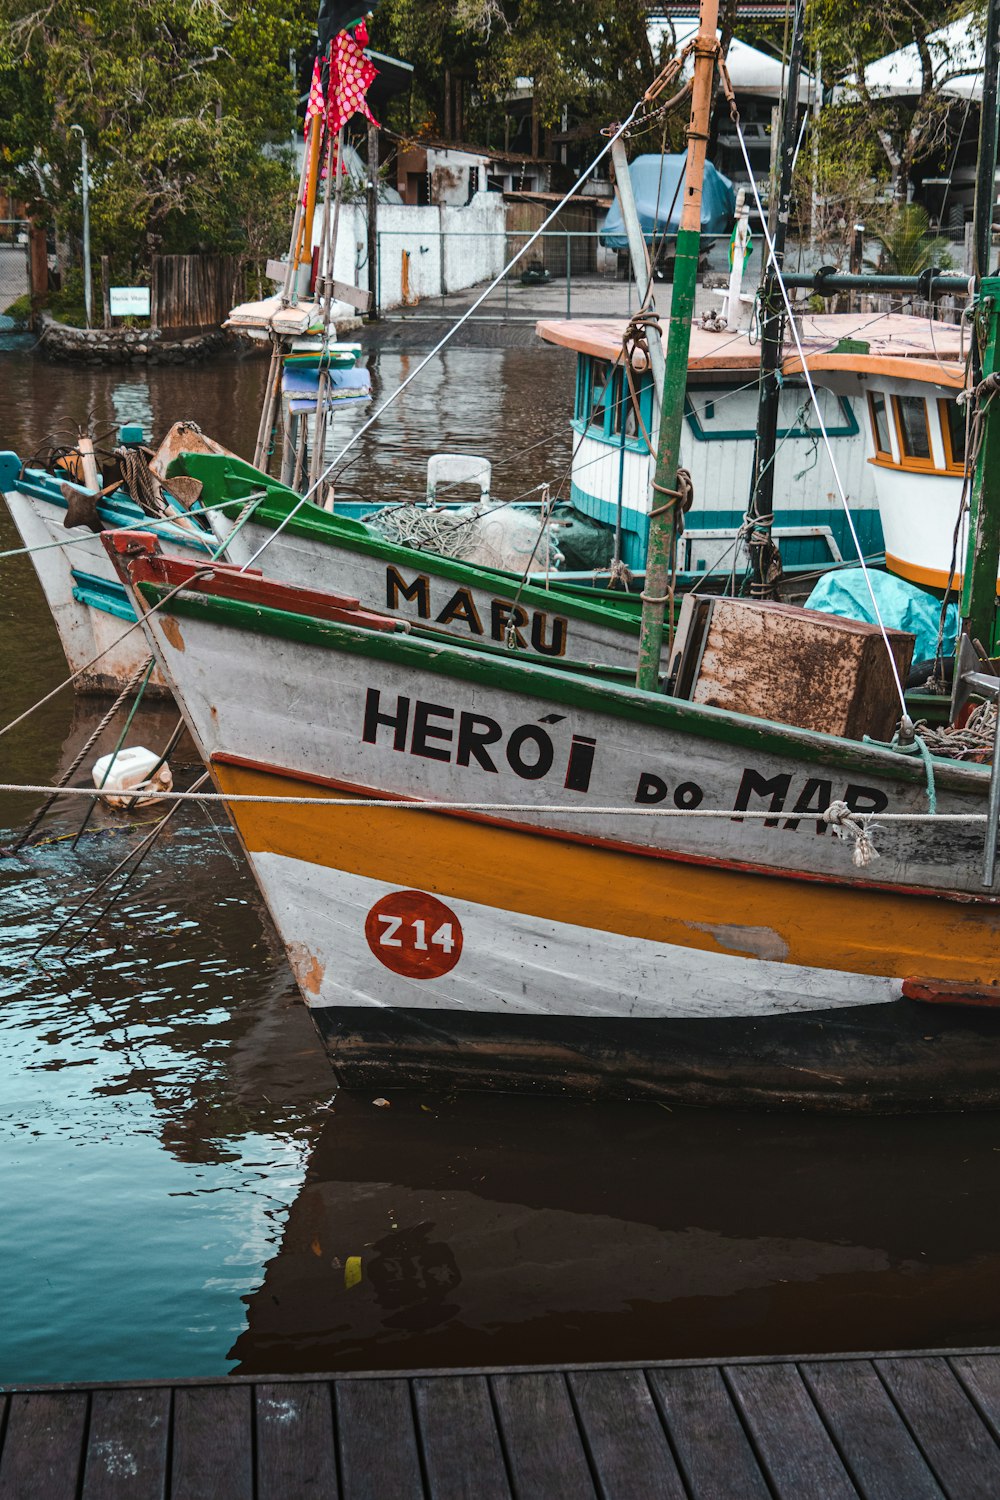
{"left": 364, "top": 890, "right": 464, "bottom": 979}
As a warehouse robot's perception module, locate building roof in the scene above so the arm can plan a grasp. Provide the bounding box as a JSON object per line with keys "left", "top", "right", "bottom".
{"left": 649, "top": 17, "right": 815, "bottom": 99}
{"left": 850, "top": 15, "right": 985, "bottom": 102}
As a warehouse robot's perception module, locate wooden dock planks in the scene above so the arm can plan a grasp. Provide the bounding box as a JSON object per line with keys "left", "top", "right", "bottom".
{"left": 5, "top": 1349, "right": 1000, "bottom": 1498}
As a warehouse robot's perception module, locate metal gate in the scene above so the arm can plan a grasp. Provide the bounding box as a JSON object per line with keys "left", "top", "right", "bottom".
{"left": 0, "top": 220, "right": 30, "bottom": 327}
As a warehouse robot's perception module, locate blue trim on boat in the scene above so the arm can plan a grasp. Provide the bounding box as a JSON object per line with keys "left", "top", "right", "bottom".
{"left": 71, "top": 569, "right": 138, "bottom": 622}
{"left": 568, "top": 482, "right": 887, "bottom": 573}
{"left": 16, "top": 466, "right": 213, "bottom": 553}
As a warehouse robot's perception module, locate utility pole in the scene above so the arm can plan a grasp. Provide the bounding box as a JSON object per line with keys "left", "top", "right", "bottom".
{"left": 70, "top": 125, "right": 92, "bottom": 329}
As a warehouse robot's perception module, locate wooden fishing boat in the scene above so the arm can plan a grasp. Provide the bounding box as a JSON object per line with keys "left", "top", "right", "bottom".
{"left": 103, "top": 527, "right": 1000, "bottom": 1109}
{"left": 534, "top": 312, "right": 966, "bottom": 579}
{"left": 0, "top": 446, "right": 212, "bottom": 693}
{"left": 90, "top": 1, "right": 1000, "bottom": 1110}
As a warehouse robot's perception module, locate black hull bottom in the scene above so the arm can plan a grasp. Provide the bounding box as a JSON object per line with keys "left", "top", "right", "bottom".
{"left": 312, "top": 1000, "right": 1000, "bottom": 1111}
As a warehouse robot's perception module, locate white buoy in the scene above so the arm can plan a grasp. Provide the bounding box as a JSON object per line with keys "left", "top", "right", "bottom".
{"left": 91, "top": 746, "right": 173, "bottom": 808}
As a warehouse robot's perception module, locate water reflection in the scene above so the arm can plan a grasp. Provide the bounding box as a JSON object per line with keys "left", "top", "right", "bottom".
{"left": 0, "top": 702, "right": 334, "bottom": 1384}
{"left": 231, "top": 1091, "right": 1000, "bottom": 1374}
{"left": 4, "top": 347, "right": 1000, "bottom": 1386}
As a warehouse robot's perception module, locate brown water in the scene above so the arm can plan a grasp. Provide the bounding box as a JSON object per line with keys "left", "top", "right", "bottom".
{"left": 3, "top": 342, "right": 1000, "bottom": 1386}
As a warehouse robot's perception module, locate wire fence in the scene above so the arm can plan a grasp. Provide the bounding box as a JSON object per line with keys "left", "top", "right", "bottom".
{"left": 375, "top": 229, "right": 680, "bottom": 322}
{"left": 0, "top": 220, "right": 30, "bottom": 323}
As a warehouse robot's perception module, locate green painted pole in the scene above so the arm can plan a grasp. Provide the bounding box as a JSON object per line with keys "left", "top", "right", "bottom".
{"left": 961, "top": 281, "right": 1000, "bottom": 652}
{"left": 636, "top": 0, "right": 719, "bottom": 691}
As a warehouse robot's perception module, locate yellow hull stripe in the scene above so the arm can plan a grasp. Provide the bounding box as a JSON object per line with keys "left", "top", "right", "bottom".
{"left": 214, "top": 762, "right": 1000, "bottom": 984}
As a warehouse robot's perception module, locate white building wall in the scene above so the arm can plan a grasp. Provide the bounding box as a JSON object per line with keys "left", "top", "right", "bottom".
{"left": 316, "top": 194, "right": 507, "bottom": 314}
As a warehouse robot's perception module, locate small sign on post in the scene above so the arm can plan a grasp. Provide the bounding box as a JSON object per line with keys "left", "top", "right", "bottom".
{"left": 109, "top": 286, "right": 151, "bottom": 318}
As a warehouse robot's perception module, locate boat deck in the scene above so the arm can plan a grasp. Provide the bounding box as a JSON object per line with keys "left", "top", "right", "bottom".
{"left": 5, "top": 1347, "right": 1000, "bottom": 1497}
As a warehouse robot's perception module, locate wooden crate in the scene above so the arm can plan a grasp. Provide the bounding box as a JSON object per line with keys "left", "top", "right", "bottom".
{"left": 670, "top": 596, "right": 914, "bottom": 742}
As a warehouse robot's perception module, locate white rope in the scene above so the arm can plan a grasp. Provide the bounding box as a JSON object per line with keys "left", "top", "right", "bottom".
{"left": 824, "top": 799, "right": 881, "bottom": 867}
{"left": 237, "top": 101, "right": 644, "bottom": 574}
{"left": 0, "top": 783, "right": 987, "bottom": 821}
{"left": 731, "top": 116, "right": 909, "bottom": 717}
{"left": 0, "top": 490, "right": 266, "bottom": 566}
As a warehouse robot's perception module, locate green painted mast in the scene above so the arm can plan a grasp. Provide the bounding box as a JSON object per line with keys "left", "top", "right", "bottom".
{"left": 636, "top": 0, "right": 720, "bottom": 691}
{"left": 960, "top": 280, "right": 1000, "bottom": 653}
{"left": 960, "top": 0, "right": 1000, "bottom": 652}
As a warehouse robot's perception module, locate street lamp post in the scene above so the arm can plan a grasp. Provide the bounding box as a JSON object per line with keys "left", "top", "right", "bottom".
{"left": 69, "top": 125, "right": 92, "bottom": 328}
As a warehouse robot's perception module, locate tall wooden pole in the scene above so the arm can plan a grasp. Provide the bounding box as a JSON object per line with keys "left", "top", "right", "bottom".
{"left": 298, "top": 112, "right": 324, "bottom": 266}
{"left": 367, "top": 120, "right": 380, "bottom": 319}
{"left": 960, "top": 282, "right": 1000, "bottom": 651}
{"left": 745, "top": 0, "right": 806, "bottom": 598}
{"left": 636, "top": 0, "right": 719, "bottom": 691}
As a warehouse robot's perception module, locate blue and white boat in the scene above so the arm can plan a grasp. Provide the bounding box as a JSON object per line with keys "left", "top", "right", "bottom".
{"left": 535, "top": 311, "right": 966, "bottom": 581}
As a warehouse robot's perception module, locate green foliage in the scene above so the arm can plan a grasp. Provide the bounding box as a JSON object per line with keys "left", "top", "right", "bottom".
{"left": 2, "top": 292, "right": 31, "bottom": 325}
{"left": 809, "top": 0, "right": 978, "bottom": 196}
{"left": 374, "top": 0, "right": 654, "bottom": 148}
{"left": 872, "top": 203, "right": 955, "bottom": 274}
{"left": 0, "top": 0, "right": 312, "bottom": 263}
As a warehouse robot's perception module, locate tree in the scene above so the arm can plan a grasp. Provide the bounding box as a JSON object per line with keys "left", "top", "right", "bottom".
{"left": 810, "top": 0, "right": 978, "bottom": 200}
{"left": 0, "top": 0, "right": 314, "bottom": 268}
{"left": 374, "top": 0, "right": 655, "bottom": 155}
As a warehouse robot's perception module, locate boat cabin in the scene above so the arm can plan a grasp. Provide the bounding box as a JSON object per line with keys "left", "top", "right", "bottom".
{"left": 538, "top": 314, "right": 969, "bottom": 583}
{"left": 807, "top": 352, "right": 970, "bottom": 593}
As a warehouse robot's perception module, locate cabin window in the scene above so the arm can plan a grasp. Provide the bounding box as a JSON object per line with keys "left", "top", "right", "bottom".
{"left": 940, "top": 398, "right": 967, "bottom": 471}
{"left": 867, "top": 391, "right": 892, "bottom": 458}
{"left": 587, "top": 360, "right": 614, "bottom": 434}
{"left": 893, "top": 395, "right": 933, "bottom": 464}
{"left": 610, "top": 369, "right": 639, "bottom": 440}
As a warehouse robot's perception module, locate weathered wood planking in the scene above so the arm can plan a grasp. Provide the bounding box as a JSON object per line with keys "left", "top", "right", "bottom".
{"left": 150, "top": 254, "right": 241, "bottom": 330}
{"left": 6, "top": 1350, "right": 1000, "bottom": 1498}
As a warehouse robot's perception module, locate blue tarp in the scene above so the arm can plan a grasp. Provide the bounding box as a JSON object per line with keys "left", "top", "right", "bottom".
{"left": 600, "top": 153, "right": 736, "bottom": 246}
{"left": 805, "top": 568, "right": 958, "bottom": 663}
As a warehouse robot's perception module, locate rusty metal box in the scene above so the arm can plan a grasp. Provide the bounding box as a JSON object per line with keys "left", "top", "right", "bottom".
{"left": 669, "top": 595, "right": 914, "bottom": 741}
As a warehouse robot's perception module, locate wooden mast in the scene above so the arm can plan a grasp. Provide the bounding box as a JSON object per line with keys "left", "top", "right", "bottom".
{"left": 636, "top": 0, "right": 719, "bottom": 691}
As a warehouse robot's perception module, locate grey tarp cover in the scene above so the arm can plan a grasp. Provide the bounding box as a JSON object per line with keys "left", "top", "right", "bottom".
{"left": 600, "top": 153, "right": 736, "bottom": 246}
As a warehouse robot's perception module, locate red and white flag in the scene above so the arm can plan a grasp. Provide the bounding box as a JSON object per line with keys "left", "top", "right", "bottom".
{"left": 328, "top": 23, "right": 380, "bottom": 138}
{"left": 304, "top": 56, "right": 326, "bottom": 139}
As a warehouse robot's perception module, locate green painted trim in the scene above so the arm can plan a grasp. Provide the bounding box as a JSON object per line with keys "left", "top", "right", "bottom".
{"left": 178, "top": 454, "right": 641, "bottom": 637}
{"left": 683, "top": 391, "right": 860, "bottom": 444}
{"left": 136, "top": 578, "right": 985, "bottom": 791}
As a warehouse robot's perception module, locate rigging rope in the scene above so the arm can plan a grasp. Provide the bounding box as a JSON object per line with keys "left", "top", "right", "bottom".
{"left": 721, "top": 67, "right": 910, "bottom": 720}
{"left": 236, "top": 97, "right": 648, "bottom": 574}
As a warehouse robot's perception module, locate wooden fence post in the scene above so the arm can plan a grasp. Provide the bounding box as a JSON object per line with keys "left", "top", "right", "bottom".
{"left": 101, "top": 255, "right": 111, "bottom": 328}
{"left": 28, "top": 224, "right": 48, "bottom": 310}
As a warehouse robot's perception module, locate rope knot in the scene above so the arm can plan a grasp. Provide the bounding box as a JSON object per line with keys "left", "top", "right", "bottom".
{"left": 823, "top": 800, "right": 881, "bottom": 868}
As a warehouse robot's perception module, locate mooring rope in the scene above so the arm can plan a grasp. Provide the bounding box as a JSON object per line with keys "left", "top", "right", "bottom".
{"left": 7, "top": 657, "right": 155, "bottom": 853}
{"left": 720, "top": 65, "right": 910, "bottom": 721}
{"left": 0, "top": 784, "right": 986, "bottom": 820}
{"left": 0, "top": 569, "right": 214, "bottom": 741}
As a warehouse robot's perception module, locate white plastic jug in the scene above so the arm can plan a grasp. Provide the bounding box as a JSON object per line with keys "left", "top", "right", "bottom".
{"left": 91, "top": 746, "right": 173, "bottom": 809}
